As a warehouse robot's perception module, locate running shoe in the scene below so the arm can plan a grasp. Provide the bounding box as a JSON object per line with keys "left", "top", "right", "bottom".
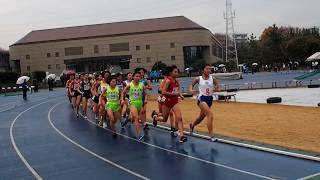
{"left": 189, "top": 123, "right": 194, "bottom": 135}
{"left": 121, "top": 118, "right": 130, "bottom": 128}
{"left": 84, "top": 115, "right": 88, "bottom": 119}
{"left": 210, "top": 137, "right": 218, "bottom": 142}
{"left": 98, "top": 121, "right": 103, "bottom": 127}
{"left": 95, "top": 114, "right": 99, "bottom": 121}
{"left": 170, "top": 127, "right": 178, "bottom": 136}
{"left": 151, "top": 110, "right": 158, "bottom": 127}
{"left": 179, "top": 136, "right": 188, "bottom": 143}
{"left": 138, "top": 134, "right": 145, "bottom": 141}
{"left": 76, "top": 113, "right": 79, "bottom": 118}
{"left": 143, "top": 124, "right": 149, "bottom": 130}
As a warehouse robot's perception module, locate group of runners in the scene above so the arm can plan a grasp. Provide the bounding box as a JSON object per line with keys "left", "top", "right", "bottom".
{"left": 66, "top": 64, "right": 220, "bottom": 143}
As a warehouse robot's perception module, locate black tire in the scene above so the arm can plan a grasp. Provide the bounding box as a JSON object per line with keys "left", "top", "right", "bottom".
{"left": 227, "top": 88, "right": 238, "bottom": 92}
{"left": 308, "top": 84, "right": 320, "bottom": 88}
{"left": 318, "top": 103, "right": 320, "bottom": 107}
{"left": 267, "top": 97, "right": 282, "bottom": 104}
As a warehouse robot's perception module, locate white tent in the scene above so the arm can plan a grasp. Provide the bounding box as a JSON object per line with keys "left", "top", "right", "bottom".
{"left": 306, "top": 52, "right": 320, "bottom": 61}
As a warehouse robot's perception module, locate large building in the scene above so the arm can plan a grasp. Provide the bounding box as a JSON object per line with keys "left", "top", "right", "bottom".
{"left": 0, "top": 49, "right": 10, "bottom": 72}
{"left": 10, "top": 16, "right": 223, "bottom": 75}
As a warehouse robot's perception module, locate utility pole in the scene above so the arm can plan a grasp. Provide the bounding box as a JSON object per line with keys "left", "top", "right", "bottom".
{"left": 224, "top": 0, "right": 238, "bottom": 67}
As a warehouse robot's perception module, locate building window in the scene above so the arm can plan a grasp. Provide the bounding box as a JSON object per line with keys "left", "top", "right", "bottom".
{"left": 55, "top": 52, "right": 60, "bottom": 57}
{"left": 146, "top": 45, "right": 150, "bottom": 50}
{"left": 27, "top": 66, "right": 30, "bottom": 71}
{"left": 137, "top": 58, "right": 142, "bottom": 63}
{"left": 48, "top": 65, "right": 52, "bottom": 69}
{"left": 146, "top": 57, "right": 151, "bottom": 63}
{"left": 47, "top": 53, "right": 51, "bottom": 58}
{"left": 171, "top": 56, "right": 176, "bottom": 61}
{"left": 109, "top": 43, "right": 129, "bottom": 52}
{"left": 120, "top": 61, "right": 130, "bottom": 70}
{"left": 94, "top": 45, "right": 99, "bottom": 54}
{"left": 26, "top": 55, "right": 30, "bottom": 60}
{"left": 136, "top": 46, "right": 140, "bottom": 51}
{"left": 56, "top": 64, "right": 60, "bottom": 69}
{"left": 65, "top": 47, "right": 83, "bottom": 56}
{"left": 170, "top": 42, "right": 175, "bottom": 48}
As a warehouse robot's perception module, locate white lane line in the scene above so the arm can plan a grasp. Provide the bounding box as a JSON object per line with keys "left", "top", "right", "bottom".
{"left": 10, "top": 99, "right": 55, "bottom": 180}
{"left": 0, "top": 104, "right": 16, "bottom": 113}
{"left": 0, "top": 102, "right": 15, "bottom": 108}
{"left": 72, "top": 107, "right": 275, "bottom": 179}
{"left": 48, "top": 102, "right": 150, "bottom": 180}
{"left": 150, "top": 124, "right": 320, "bottom": 162}
{"left": 297, "top": 172, "right": 320, "bottom": 180}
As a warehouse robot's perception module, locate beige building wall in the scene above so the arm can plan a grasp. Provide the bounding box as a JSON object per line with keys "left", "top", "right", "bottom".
{"left": 10, "top": 29, "right": 221, "bottom": 75}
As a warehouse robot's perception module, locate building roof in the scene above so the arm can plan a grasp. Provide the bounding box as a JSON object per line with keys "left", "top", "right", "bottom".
{"left": 12, "top": 16, "right": 207, "bottom": 46}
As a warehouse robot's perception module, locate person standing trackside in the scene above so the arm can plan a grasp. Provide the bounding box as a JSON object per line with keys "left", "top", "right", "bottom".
{"left": 22, "top": 79, "right": 28, "bottom": 101}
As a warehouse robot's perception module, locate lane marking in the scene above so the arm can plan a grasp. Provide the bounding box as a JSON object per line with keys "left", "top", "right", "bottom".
{"left": 10, "top": 99, "right": 56, "bottom": 180}
{"left": 150, "top": 124, "right": 320, "bottom": 162}
{"left": 0, "top": 104, "right": 16, "bottom": 113}
{"left": 48, "top": 102, "right": 150, "bottom": 180}
{"left": 298, "top": 172, "right": 320, "bottom": 180}
{"left": 54, "top": 102, "right": 277, "bottom": 180}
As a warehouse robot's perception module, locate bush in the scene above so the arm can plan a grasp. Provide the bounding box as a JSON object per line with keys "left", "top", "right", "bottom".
{"left": 32, "top": 71, "right": 46, "bottom": 82}
{"left": 0, "top": 72, "right": 19, "bottom": 85}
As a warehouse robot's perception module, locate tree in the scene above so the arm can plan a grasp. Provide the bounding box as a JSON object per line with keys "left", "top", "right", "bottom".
{"left": 237, "top": 33, "right": 262, "bottom": 65}
{"left": 284, "top": 36, "right": 320, "bottom": 64}
{"left": 260, "top": 24, "right": 285, "bottom": 65}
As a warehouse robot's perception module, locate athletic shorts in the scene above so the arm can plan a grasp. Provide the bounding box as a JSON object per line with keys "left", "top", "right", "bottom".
{"left": 197, "top": 95, "right": 213, "bottom": 108}
{"left": 105, "top": 102, "right": 120, "bottom": 112}
{"left": 92, "top": 95, "right": 99, "bottom": 104}
{"left": 83, "top": 93, "right": 91, "bottom": 99}
{"left": 130, "top": 100, "right": 143, "bottom": 111}
{"left": 72, "top": 91, "right": 82, "bottom": 97}
{"left": 163, "top": 96, "right": 178, "bottom": 109}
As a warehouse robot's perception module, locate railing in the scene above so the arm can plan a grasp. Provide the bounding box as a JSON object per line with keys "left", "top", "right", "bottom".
{"left": 0, "top": 86, "right": 36, "bottom": 96}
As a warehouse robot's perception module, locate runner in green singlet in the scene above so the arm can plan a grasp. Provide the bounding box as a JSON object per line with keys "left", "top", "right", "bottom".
{"left": 121, "top": 72, "right": 146, "bottom": 141}
{"left": 104, "top": 76, "right": 121, "bottom": 135}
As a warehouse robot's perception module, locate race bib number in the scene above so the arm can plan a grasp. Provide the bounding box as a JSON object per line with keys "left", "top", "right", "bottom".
{"left": 206, "top": 88, "right": 210, "bottom": 95}
{"left": 134, "top": 92, "right": 140, "bottom": 99}
{"left": 84, "top": 85, "right": 90, "bottom": 91}
{"left": 173, "top": 87, "right": 179, "bottom": 94}
{"left": 109, "top": 93, "right": 117, "bottom": 100}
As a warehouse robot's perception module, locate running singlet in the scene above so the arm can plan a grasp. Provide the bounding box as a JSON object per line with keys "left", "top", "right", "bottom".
{"left": 104, "top": 86, "right": 120, "bottom": 112}
{"left": 66, "top": 80, "right": 73, "bottom": 95}
{"left": 129, "top": 82, "right": 144, "bottom": 111}
{"left": 100, "top": 81, "right": 108, "bottom": 93}
{"left": 198, "top": 75, "right": 214, "bottom": 107}
{"left": 72, "top": 79, "right": 82, "bottom": 96}
{"left": 163, "top": 77, "right": 180, "bottom": 108}
{"left": 116, "top": 81, "right": 125, "bottom": 91}
{"left": 198, "top": 75, "right": 214, "bottom": 96}
{"left": 82, "top": 80, "right": 92, "bottom": 98}
{"left": 139, "top": 78, "right": 148, "bottom": 86}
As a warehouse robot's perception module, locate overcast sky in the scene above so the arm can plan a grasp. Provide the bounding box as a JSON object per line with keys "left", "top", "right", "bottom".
{"left": 0, "top": 0, "right": 319, "bottom": 49}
